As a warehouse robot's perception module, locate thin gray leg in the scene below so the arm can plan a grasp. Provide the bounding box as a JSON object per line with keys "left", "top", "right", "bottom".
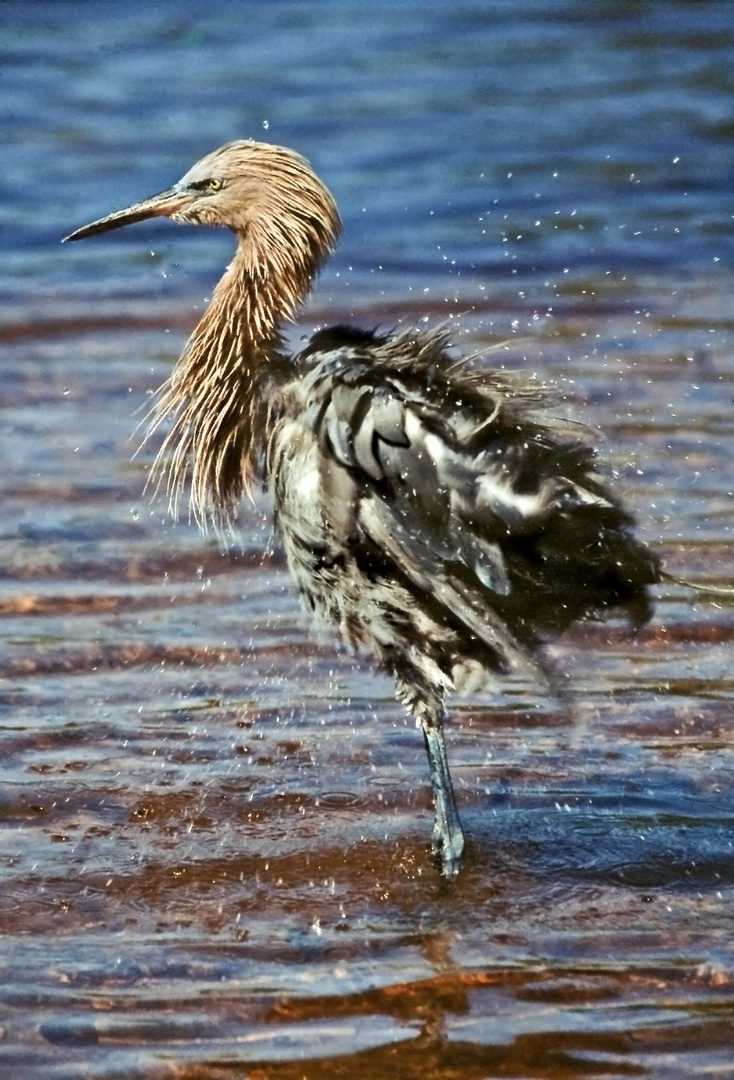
{"left": 420, "top": 709, "right": 465, "bottom": 878}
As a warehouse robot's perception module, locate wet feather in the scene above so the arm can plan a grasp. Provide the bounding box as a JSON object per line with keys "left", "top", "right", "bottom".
{"left": 64, "top": 140, "right": 660, "bottom": 877}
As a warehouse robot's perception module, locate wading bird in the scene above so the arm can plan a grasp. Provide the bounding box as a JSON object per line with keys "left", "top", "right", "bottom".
{"left": 64, "top": 140, "right": 659, "bottom": 877}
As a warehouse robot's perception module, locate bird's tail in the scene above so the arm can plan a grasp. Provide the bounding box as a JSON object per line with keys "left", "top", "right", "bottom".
{"left": 661, "top": 571, "right": 734, "bottom": 597}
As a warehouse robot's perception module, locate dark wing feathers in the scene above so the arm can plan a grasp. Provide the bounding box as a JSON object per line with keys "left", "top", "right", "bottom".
{"left": 358, "top": 495, "right": 544, "bottom": 684}
{"left": 299, "top": 326, "right": 658, "bottom": 663}
{"left": 371, "top": 394, "right": 410, "bottom": 447}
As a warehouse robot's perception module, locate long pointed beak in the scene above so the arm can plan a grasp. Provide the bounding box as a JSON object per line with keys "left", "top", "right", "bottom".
{"left": 62, "top": 187, "right": 192, "bottom": 243}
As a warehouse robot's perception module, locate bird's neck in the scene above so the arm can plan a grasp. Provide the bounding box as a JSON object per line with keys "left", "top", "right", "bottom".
{"left": 148, "top": 244, "right": 308, "bottom": 531}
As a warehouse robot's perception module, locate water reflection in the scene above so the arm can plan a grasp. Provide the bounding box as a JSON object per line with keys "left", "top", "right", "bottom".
{"left": 2, "top": 2, "right": 734, "bottom": 1077}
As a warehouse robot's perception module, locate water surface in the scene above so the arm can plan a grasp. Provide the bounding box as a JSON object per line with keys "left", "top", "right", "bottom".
{"left": 1, "top": 2, "right": 734, "bottom": 1077}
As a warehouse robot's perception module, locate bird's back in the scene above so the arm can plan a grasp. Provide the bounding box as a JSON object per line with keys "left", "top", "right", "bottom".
{"left": 266, "top": 325, "right": 659, "bottom": 703}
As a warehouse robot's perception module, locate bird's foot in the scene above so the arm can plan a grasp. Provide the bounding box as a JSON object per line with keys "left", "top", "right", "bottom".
{"left": 432, "top": 820, "right": 465, "bottom": 879}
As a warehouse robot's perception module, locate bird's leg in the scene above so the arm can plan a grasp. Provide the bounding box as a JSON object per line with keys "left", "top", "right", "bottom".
{"left": 419, "top": 704, "right": 465, "bottom": 878}
{"left": 393, "top": 675, "right": 465, "bottom": 877}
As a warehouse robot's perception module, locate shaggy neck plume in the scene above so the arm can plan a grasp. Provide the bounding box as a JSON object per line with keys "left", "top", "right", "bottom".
{"left": 148, "top": 210, "right": 338, "bottom": 530}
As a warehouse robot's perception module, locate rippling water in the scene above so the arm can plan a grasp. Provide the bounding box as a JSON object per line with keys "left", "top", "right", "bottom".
{"left": 2, "top": 2, "right": 734, "bottom": 1077}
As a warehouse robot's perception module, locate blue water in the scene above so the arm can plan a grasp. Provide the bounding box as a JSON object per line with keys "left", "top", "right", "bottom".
{"left": 5, "top": 2, "right": 734, "bottom": 299}
{"left": 2, "top": 3, "right": 734, "bottom": 1078}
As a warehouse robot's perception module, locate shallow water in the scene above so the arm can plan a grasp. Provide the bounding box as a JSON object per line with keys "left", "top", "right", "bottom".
{"left": 2, "top": 2, "right": 734, "bottom": 1077}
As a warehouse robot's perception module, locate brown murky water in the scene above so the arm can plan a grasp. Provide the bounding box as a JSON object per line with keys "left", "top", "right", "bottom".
{"left": 2, "top": 276, "right": 734, "bottom": 1078}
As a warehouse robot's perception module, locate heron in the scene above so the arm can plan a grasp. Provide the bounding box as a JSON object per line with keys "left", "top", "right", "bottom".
{"left": 64, "top": 140, "right": 660, "bottom": 877}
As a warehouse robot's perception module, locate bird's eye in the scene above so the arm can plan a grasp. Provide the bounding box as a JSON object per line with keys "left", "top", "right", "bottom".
{"left": 188, "top": 177, "right": 225, "bottom": 194}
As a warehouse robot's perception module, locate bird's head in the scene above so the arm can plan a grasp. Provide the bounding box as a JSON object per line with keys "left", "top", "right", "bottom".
{"left": 63, "top": 140, "right": 341, "bottom": 277}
